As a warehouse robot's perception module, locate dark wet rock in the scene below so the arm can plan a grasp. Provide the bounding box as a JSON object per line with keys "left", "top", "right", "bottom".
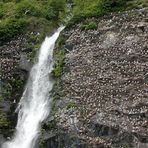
{"left": 64, "top": 44, "right": 74, "bottom": 51}
{"left": 21, "top": 47, "right": 33, "bottom": 53}
{"left": 0, "top": 134, "right": 5, "bottom": 147}
{"left": 43, "top": 131, "right": 57, "bottom": 141}
{"left": 19, "top": 54, "right": 32, "bottom": 71}
{"left": 94, "top": 124, "right": 119, "bottom": 137}
{"left": 0, "top": 100, "right": 11, "bottom": 113}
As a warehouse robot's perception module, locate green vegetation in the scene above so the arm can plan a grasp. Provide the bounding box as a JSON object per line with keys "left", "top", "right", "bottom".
{"left": 67, "top": 0, "right": 148, "bottom": 26}
{"left": 52, "top": 91, "right": 60, "bottom": 101}
{"left": 2, "top": 83, "right": 12, "bottom": 98}
{"left": 121, "top": 144, "right": 131, "bottom": 148}
{"left": 0, "top": 0, "right": 67, "bottom": 45}
{"left": 0, "top": 17, "right": 27, "bottom": 44}
{"left": 80, "top": 21, "right": 97, "bottom": 30}
{"left": 46, "top": 122, "right": 55, "bottom": 130}
{"left": 0, "top": 0, "right": 147, "bottom": 44}
{"left": 51, "top": 107, "right": 58, "bottom": 115}
{"left": 79, "top": 106, "right": 85, "bottom": 114}
{"left": 56, "top": 35, "right": 66, "bottom": 48}
{"left": 53, "top": 48, "right": 65, "bottom": 78}
{"left": 66, "top": 102, "right": 77, "bottom": 109}
{"left": 0, "top": 113, "right": 8, "bottom": 128}
{"left": 13, "top": 79, "right": 24, "bottom": 88}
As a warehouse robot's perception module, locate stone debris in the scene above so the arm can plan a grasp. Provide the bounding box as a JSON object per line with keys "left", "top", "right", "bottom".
{"left": 0, "top": 37, "right": 29, "bottom": 81}
{"left": 53, "top": 8, "right": 148, "bottom": 147}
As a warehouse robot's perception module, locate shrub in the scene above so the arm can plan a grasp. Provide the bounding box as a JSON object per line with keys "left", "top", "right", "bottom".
{"left": 68, "top": 0, "right": 99, "bottom": 26}
{"left": 126, "top": 0, "right": 148, "bottom": 9}
{"left": 81, "top": 21, "right": 97, "bottom": 30}
{"left": 47, "top": 122, "right": 55, "bottom": 130}
{"left": 98, "top": 0, "right": 130, "bottom": 13}
{"left": 15, "top": 0, "right": 43, "bottom": 18}
{"left": 56, "top": 35, "right": 66, "bottom": 48}
{"left": 66, "top": 102, "right": 77, "bottom": 109}
{"left": 42, "top": 0, "right": 66, "bottom": 21}
{"left": 1, "top": 0, "right": 147, "bottom": 44}
{"left": 14, "top": 79, "right": 24, "bottom": 88}
{"left": 2, "top": 83, "right": 12, "bottom": 97}
{"left": 0, "top": 9, "right": 4, "bottom": 19}
{"left": 0, "top": 2, "right": 16, "bottom": 18}
{"left": 0, "top": 17, "right": 27, "bottom": 45}
{"left": 79, "top": 106, "right": 85, "bottom": 114}
{"left": 0, "top": 114, "right": 8, "bottom": 128}
{"left": 67, "top": 13, "right": 86, "bottom": 27}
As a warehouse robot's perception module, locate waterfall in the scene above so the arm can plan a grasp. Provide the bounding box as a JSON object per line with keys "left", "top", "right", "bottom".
{"left": 2, "top": 26, "right": 65, "bottom": 148}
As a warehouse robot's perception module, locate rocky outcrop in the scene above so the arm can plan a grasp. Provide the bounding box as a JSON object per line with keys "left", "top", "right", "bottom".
{"left": 45, "top": 8, "right": 148, "bottom": 148}
{"left": 0, "top": 33, "right": 40, "bottom": 141}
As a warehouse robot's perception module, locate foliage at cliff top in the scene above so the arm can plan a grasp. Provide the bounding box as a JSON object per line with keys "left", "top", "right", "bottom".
{"left": 0, "top": 0, "right": 147, "bottom": 44}
{"left": 0, "top": 0, "right": 67, "bottom": 45}
{"left": 68, "top": 0, "right": 148, "bottom": 26}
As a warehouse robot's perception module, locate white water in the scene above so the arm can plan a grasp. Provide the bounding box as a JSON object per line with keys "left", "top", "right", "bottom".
{"left": 2, "top": 26, "right": 64, "bottom": 148}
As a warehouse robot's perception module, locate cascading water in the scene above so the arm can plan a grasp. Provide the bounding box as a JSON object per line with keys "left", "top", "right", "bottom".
{"left": 2, "top": 26, "right": 64, "bottom": 148}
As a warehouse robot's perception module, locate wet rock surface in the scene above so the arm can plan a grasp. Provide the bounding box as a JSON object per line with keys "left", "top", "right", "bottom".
{"left": 48, "top": 9, "right": 148, "bottom": 148}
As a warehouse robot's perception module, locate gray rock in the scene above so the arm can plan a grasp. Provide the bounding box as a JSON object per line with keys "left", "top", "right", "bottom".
{"left": 19, "top": 54, "right": 32, "bottom": 71}
{"left": 64, "top": 44, "right": 74, "bottom": 51}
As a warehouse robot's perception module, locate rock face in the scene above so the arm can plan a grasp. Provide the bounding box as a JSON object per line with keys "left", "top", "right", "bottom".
{"left": 0, "top": 34, "right": 36, "bottom": 140}
{"left": 0, "top": 8, "right": 148, "bottom": 148}
{"left": 45, "top": 8, "right": 148, "bottom": 148}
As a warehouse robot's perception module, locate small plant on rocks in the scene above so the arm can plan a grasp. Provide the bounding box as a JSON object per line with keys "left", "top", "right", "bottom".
{"left": 81, "top": 21, "right": 97, "bottom": 30}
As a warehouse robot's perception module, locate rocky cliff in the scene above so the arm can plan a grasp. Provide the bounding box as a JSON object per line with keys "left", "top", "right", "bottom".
{"left": 43, "top": 8, "right": 148, "bottom": 148}
{"left": 0, "top": 8, "right": 148, "bottom": 148}
{"left": 0, "top": 32, "right": 43, "bottom": 145}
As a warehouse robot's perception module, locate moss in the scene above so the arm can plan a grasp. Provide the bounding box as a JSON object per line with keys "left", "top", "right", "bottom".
{"left": 0, "top": 9, "right": 4, "bottom": 19}
{"left": 126, "top": 0, "right": 148, "bottom": 9}
{"left": 28, "top": 49, "right": 37, "bottom": 63}
{"left": 46, "top": 0, "right": 67, "bottom": 21}
{"left": 15, "top": 0, "right": 44, "bottom": 18}
{"left": 66, "top": 102, "right": 77, "bottom": 109}
{"left": 46, "top": 122, "right": 55, "bottom": 130}
{"left": 3, "top": 83, "right": 12, "bottom": 98}
{"left": 0, "top": 113, "right": 9, "bottom": 128}
{"left": 0, "top": 2, "right": 16, "bottom": 19}
{"left": 13, "top": 79, "right": 24, "bottom": 88}
{"left": 72, "top": 0, "right": 99, "bottom": 17}
{"left": 81, "top": 21, "right": 97, "bottom": 30}
{"left": 79, "top": 106, "right": 85, "bottom": 114}
{"left": 0, "top": 95, "right": 3, "bottom": 102}
{"left": 1, "top": 0, "right": 147, "bottom": 43}
{"left": 53, "top": 48, "right": 65, "bottom": 78}
{"left": 52, "top": 91, "right": 60, "bottom": 101}
{"left": 56, "top": 35, "right": 66, "bottom": 48}
{"left": 51, "top": 107, "right": 58, "bottom": 115}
